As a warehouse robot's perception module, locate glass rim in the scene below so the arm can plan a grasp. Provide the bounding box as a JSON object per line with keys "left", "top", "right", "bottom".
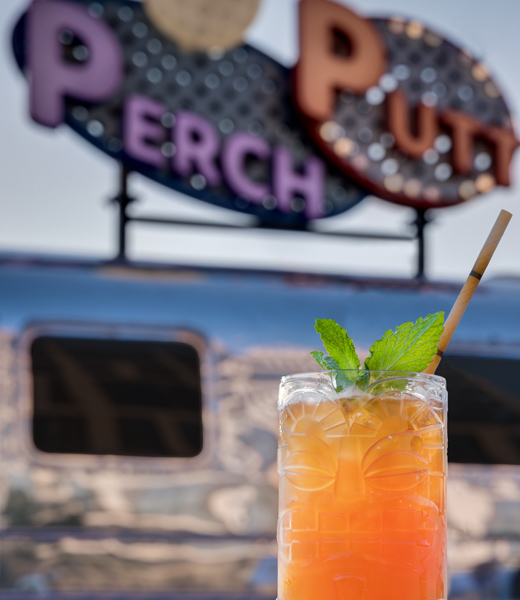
{"left": 280, "top": 369, "right": 446, "bottom": 386}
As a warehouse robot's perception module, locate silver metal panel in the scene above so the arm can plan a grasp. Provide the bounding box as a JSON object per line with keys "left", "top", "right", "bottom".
{"left": 0, "top": 257, "right": 519, "bottom": 595}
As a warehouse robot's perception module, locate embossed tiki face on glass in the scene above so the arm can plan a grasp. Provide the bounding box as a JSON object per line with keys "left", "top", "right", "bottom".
{"left": 278, "top": 370, "right": 447, "bottom": 600}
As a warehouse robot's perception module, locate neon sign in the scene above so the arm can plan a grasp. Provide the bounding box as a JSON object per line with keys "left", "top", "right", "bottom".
{"left": 295, "top": 0, "right": 519, "bottom": 208}
{"left": 12, "top": 0, "right": 518, "bottom": 224}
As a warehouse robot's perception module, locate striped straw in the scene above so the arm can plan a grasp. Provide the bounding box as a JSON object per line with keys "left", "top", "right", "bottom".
{"left": 424, "top": 209, "right": 513, "bottom": 374}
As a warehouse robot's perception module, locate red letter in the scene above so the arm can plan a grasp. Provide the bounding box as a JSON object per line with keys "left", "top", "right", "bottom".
{"left": 441, "top": 110, "right": 482, "bottom": 175}
{"left": 387, "top": 89, "right": 438, "bottom": 158}
{"left": 295, "top": 0, "right": 386, "bottom": 121}
{"left": 483, "top": 126, "right": 519, "bottom": 186}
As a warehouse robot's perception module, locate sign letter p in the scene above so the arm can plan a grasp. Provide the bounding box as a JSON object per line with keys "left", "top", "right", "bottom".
{"left": 28, "top": 0, "right": 123, "bottom": 128}
{"left": 295, "top": 0, "right": 385, "bottom": 122}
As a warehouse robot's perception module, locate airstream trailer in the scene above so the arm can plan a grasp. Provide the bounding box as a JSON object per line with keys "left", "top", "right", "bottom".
{"left": 0, "top": 253, "right": 520, "bottom": 598}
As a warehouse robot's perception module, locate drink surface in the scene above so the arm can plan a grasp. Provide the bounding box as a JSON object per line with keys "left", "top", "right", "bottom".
{"left": 278, "top": 373, "right": 447, "bottom": 600}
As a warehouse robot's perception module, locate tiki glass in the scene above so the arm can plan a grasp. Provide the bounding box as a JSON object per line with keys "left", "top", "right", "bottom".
{"left": 278, "top": 370, "right": 447, "bottom": 600}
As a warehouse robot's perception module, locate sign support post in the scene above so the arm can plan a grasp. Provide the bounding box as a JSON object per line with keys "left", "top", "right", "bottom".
{"left": 414, "top": 209, "right": 430, "bottom": 280}
{"left": 112, "top": 164, "right": 135, "bottom": 262}
{"left": 110, "top": 168, "right": 433, "bottom": 278}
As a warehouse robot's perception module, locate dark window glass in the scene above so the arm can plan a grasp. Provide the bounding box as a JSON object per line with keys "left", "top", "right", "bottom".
{"left": 436, "top": 356, "right": 520, "bottom": 465}
{"left": 31, "top": 337, "right": 203, "bottom": 458}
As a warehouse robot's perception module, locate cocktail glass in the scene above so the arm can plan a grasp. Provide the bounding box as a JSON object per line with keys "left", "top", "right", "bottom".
{"left": 278, "top": 370, "right": 447, "bottom": 600}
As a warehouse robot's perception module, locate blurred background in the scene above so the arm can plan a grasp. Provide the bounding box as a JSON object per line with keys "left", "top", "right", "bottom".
{"left": 1, "top": 0, "right": 519, "bottom": 280}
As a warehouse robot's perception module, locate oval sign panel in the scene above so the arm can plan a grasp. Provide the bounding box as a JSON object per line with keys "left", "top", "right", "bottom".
{"left": 12, "top": 0, "right": 369, "bottom": 228}
{"left": 295, "top": 0, "right": 519, "bottom": 209}
{"left": 12, "top": 0, "right": 518, "bottom": 221}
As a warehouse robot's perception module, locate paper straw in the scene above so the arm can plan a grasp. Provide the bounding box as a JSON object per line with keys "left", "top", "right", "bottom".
{"left": 424, "top": 209, "right": 513, "bottom": 375}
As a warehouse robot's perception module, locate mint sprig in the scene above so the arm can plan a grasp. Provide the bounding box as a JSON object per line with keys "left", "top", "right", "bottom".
{"left": 310, "top": 312, "right": 444, "bottom": 389}
{"left": 314, "top": 319, "right": 360, "bottom": 371}
{"left": 364, "top": 312, "right": 444, "bottom": 372}
{"left": 312, "top": 319, "right": 360, "bottom": 391}
{"left": 310, "top": 351, "right": 340, "bottom": 371}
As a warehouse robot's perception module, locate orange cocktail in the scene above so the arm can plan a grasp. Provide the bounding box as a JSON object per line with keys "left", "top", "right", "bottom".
{"left": 278, "top": 370, "right": 447, "bottom": 600}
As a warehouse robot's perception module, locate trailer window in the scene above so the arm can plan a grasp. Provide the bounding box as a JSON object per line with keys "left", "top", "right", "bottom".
{"left": 437, "top": 356, "right": 520, "bottom": 465}
{"left": 31, "top": 337, "right": 203, "bottom": 457}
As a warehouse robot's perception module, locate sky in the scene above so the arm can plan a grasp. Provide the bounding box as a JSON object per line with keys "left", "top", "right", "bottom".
{"left": 1, "top": 0, "right": 520, "bottom": 281}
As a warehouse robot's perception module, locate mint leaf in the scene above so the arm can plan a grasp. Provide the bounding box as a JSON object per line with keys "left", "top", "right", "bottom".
{"left": 364, "top": 312, "right": 444, "bottom": 372}
{"left": 310, "top": 350, "right": 352, "bottom": 392}
{"left": 333, "top": 371, "right": 352, "bottom": 393}
{"left": 310, "top": 351, "right": 339, "bottom": 371}
{"left": 313, "top": 319, "right": 360, "bottom": 371}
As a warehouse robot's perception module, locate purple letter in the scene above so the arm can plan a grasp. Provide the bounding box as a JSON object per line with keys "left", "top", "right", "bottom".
{"left": 173, "top": 112, "right": 221, "bottom": 186}
{"left": 28, "top": 0, "right": 123, "bottom": 128}
{"left": 222, "top": 133, "right": 270, "bottom": 203}
{"left": 272, "top": 147, "right": 325, "bottom": 219}
{"left": 124, "top": 95, "right": 167, "bottom": 167}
